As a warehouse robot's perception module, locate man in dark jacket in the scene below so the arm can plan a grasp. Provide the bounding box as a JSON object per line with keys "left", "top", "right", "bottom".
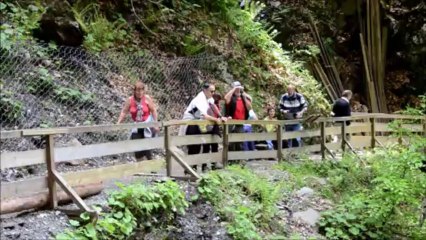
{"left": 332, "top": 90, "right": 353, "bottom": 122}
{"left": 331, "top": 90, "right": 353, "bottom": 142}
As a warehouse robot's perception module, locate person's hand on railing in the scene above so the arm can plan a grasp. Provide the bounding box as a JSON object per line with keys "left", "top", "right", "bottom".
{"left": 296, "top": 112, "right": 303, "bottom": 119}
{"left": 280, "top": 109, "right": 289, "bottom": 114}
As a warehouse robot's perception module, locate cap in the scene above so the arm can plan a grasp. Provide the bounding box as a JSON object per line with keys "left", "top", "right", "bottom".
{"left": 232, "top": 81, "right": 243, "bottom": 88}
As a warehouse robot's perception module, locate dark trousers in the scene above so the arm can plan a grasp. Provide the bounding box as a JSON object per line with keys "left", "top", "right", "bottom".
{"left": 229, "top": 125, "right": 245, "bottom": 151}
{"left": 203, "top": 143, "right": 218, "bottom": 153}
{"left": 186, "top": 125, "right": 202, "bottom": 155}
{"left": 130, "top": 128, "right": 153, "bottom": 160}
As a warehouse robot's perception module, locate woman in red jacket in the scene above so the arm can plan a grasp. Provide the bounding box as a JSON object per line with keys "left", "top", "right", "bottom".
{"left": 117, "top": 81, "right": 159, "bottom": 161}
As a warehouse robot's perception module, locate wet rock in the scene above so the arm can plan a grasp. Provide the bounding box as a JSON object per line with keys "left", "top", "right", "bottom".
{"left": 297, "top": 187, "right": 314, "bottom": 197}
{"left": 293, "top": 208, "right": 320, "bottom": 227}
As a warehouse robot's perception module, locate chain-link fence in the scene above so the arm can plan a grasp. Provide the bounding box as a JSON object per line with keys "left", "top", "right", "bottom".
{"left": 1, "top": 42, "right": 227, "bottom": 131}
{"left": 0, "top": 42, "right": 230, "bottom": 180}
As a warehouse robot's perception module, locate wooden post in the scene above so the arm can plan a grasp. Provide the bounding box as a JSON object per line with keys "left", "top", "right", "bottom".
{"left": 277, "top": 123, "right": 283, "bottom": 162}
{"left": 222, "top": 124, "right": 229, "bottom": 168}
{"left": 320, "top": 121, "right": 326, "bottom": 160}
{"left": 164, "top": 126, "right": 172, "bottom": 177}
{"left": 398, "top": 121, "right": 403, "bottom": 145}
{"left": 45, "top": 134, "right": 57, "bottom": 209}
{"left": 370, "top": 117, "right": 376, "bottom": 149}
{"left": 341, "top": 121, "right": 346, "bottom": 153}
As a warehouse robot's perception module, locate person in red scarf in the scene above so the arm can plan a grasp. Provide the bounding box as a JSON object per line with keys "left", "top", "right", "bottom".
{"left": 117, "top": 81, "right": 159, "bottom": 161}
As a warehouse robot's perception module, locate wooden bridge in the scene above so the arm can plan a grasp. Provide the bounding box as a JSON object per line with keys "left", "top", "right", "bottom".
{"left": 1, "top": 113, "right": 425, "bottom": 218}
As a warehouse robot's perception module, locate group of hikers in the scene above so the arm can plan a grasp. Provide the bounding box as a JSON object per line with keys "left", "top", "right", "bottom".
{"left": 118, "top": 80, "right": 353, "bottom": 161}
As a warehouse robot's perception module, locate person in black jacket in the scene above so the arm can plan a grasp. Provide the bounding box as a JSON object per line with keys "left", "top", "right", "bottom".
{"left": 331, "top": 90, "right": 353, "bottom": 142}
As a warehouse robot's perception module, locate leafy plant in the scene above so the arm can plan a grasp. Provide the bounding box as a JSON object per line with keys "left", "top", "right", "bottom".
{"left": 0, "top": 2, "right": 45, "bottom": 50}
{"left": 57, "top": 180, "right": 188, "bottom": 239}
{"left": 0, "top": 91, "right": 23, "bottom": 123}
{"left": 27, "top": 67, "right": 55, "bottom": 95}
{"left": 71, "top": 2, "right": 129, "bottom": 52}
{"left": 197, "top": 165, "right": 284, "bottom": 239}
{"left": 281, "top": 132, "right": 426, "bottom": 239}
{"left": 54, "top": 87, "right": 94, "bottom": 105}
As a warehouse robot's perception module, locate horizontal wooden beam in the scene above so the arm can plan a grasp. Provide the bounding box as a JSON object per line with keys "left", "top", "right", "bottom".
{"left": 375, "top": 123, "right": 423, "bottom": 132}
{"left": 1, "top": 159, "right": 165, "bottom": 200}
{"left": 183, "top": 152, "right": 222, "bottom": 166}
{"left": 229, "top": 132, "right": 276, "bottom": 142}
{"left": 228, "top": 150, "right": 276, "bottom": 160}
{"left": 0, "top": 130, "right": 22, "bottom": 139}
{"left": 1, "top": 137, "right": 164, "bottom": 170}
{"left": 21, "top": 122, "right": 162, "bottom": 136}
{"left": 0, "top": 149, "right": 45, "bottom": 170}
{"left": 171, "top": 134, "right": 222, "bottom": 146}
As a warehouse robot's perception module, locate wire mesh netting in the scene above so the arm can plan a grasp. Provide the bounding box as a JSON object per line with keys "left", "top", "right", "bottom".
{"left": 0, "top": 42, "right": 227, "bottom": 131}
{"left": 0, "top": 42, "right": 229, "bottom": 180}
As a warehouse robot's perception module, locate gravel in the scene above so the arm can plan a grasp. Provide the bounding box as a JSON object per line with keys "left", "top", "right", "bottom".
{"left": 1, "top": 157, "right": 333, "bottom": 240}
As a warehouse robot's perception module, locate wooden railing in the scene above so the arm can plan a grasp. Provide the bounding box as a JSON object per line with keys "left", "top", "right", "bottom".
{"left": 1, "top": 114, "right": 425, "bottom": 216}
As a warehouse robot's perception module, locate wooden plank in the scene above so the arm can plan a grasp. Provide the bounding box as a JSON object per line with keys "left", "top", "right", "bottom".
{"left": 341, "top": 122, "right": 347, "bottom": 153}
{"left": 277, "top": 125, "right": 283, "bottom": 161}
{"left": 370, "top": 118, "right": 376, "bottom": 148}
{"left": 53, "top": 171, "right": 93, "bottom": 213}
{"left": 1, "top": 176, "right": 47, "bottom": 200}
{"left": 55, "top": 137, "right": 164, "bottom": 161}
{"left": 222, "top": 125, "right": 229, "bottom": 167}
{"left": 164, "top": 126, "right": 172, "bottom": 177}
{"left": 171, "top": 134, "right": 222, "bottom": 146}
{"left": 1, "top": 149, "right": 45, "bottom": 170}
{"left": 281, "top": 129, "right": 321, "bottom": 140}
{"left": 64, "top": 159, "right": 165, "bottom": 187}
{"left": 45, "top": 135, "right": 57, "bottom": 209}
{"left": 321, "top": 122, "right": 326, "bottom": 160}
{"left": 0, "top": 130, "right": 22, "bottom": 139}
{"left": 375, "top": 123, "right": 423, "bottom": 132}
{"left": 373, "top": 114, "right": 425, "bottom": 120}
{"left": 21, "top": 122, "right": 162, "bottom": 136}
{"left": 183, "top": 152, "right": 222, "bottom": 166}
{"left": 169, "top": 147, "right": 200, "bottom": 179}
{"left": 1, "top": 138, "right": 164, "bottom": 169}
{"left": 228, "top": 150, "right": 276, "bottom": 160}
{"left": 229, "top": 132, "right": 276, "bottom": 142}
{"left": 1, "top": 159, "right": 165, "bottom": 200}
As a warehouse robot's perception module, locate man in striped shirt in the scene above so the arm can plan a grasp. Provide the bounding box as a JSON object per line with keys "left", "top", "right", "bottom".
{"left": 279, "top": 85, "right": 308, "bottom": 148}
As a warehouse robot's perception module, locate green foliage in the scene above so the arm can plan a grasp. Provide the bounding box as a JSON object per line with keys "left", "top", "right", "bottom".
{"left": 198, "top": 165, "right": 284, "bottom": 239}
{"left": 0, "top": 91, "right": 23, "bottom": 122}
{"left": 57, "top": 180, "right": 188, "bottom": 239}
{"left": 397, "top": 95, "right": 426, "bottom": 116}
{"left": 281, "top": 133, "right": 426, "bottom": 239}
{"left": 71, "top": 2, "right": 129, "bottom": 52}
{"left": 0, "top": 2, "right": 45, "bottom": 50}
{"left": 27, "top": 67, "right": 55, "bottom": 95}
{"left": 54, "top": 87, "right": 94, "bottom": 105}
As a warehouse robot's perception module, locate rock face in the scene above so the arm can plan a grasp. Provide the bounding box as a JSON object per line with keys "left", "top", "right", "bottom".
{"left": 293, "top": 208, "right": 321, "bottom": 227}
{"left": 33, "top": 1, "right": 84, "bottom": 46}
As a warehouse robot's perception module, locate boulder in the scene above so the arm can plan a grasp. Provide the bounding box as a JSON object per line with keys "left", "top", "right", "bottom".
{"left": 296, "top": 187, "right": 315, "bottom": 197}
{"left": 33, "top": 1, "right": 83, "bottom": 46}
{"left": 293, "top": 208, "right": 321, "bottom": 227}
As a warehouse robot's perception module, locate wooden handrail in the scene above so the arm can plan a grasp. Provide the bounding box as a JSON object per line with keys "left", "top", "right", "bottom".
{"left": 2, "top": 114, "right": 424, "bottom": 138}
{"left": 1, "top": 113, "right": 424, "bottom": 217}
